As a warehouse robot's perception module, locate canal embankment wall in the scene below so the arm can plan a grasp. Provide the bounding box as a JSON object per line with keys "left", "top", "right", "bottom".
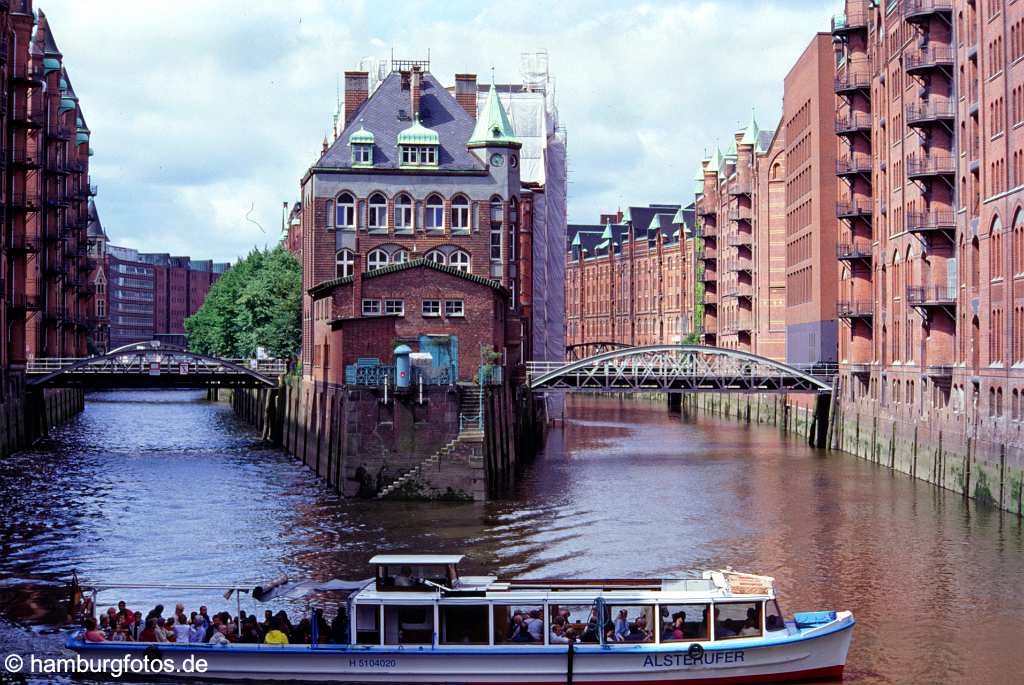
{"left": 227, "top": 376, "right": 536, "bottom": 501}
{"left": 684, "top": 392, "right": 1023, "bottom": 516}
{"left": 0, "top": 371, "right": 84, "bottom": 458}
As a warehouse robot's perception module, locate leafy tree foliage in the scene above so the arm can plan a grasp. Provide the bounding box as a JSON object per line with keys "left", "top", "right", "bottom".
{"left": 185, "top": 245, "right": 301, "bottom": 359}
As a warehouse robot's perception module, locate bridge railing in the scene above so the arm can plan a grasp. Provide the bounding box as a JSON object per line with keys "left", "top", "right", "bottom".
{"left": 26, "top": 356, "right": 288, "bottom": 377}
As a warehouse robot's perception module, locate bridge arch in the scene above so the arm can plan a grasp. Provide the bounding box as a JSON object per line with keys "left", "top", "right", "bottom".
{"left": 529, "top": 344, "right": 833, "bottom": 393}
{"left": 565, "top": 341, "right": 634, "bottom": 361}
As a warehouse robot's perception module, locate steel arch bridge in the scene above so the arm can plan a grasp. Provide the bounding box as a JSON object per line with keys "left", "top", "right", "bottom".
{"left": 25, "top": 341, "right": 286, "bottom": 389}
{"left": 565, "top": 341, "right": 634, "bottom": 361}
{"left": 528, "top": 345, "right": 834, "bottom": 394}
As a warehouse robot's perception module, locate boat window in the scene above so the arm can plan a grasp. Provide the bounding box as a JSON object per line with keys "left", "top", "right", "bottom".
{"left": 658, "top": 603, "right": 710, "bottom": 642}
{"left": 440, "top": 605, "right": 489, "bottom": 645}
{"left": 378, "top": 564, "right": 449, "bottom": 591}
{"left": 549, "top": 603, "right": 598, "bottom": 644}
{"left": 714, "top": 602, "right": 761, "bottom": 640}
{"left": 765, "top": 599, "right": 785, "bottom": 632}
{"left": 384, "top": 605, "right": 434, "bottom": 645}
{"left": 355, "top": 604, "right": 380, "bottom": 645}
{"left": 493, "top": 604, "right": 544, "bottom": 644}
{"left": 605, "top": 604, "right": 654, "bottom": 644}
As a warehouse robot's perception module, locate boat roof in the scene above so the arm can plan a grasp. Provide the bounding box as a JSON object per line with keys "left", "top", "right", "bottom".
{"left": 369, "top": 554, "right": 465, "bottom": 565}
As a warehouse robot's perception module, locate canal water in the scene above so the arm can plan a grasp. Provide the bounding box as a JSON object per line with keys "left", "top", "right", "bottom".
{"left": 0, "top": 390, "right": 1022, "bottom": 684}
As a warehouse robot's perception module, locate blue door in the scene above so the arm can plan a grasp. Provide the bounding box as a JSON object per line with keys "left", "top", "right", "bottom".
{"left": 418, "top": 335, "right": 458, "bottom": 381}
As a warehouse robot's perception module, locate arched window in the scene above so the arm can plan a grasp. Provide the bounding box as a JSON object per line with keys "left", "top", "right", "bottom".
{"left": 425, "top": 249, "right": 446, "bottom": 265}
{"left": 368, "top": 193, "right": 387, "bottom": 229}
{"left": 1014, "top": 209, "right": 1024, "bottom": 275}
{"left": 337, "top": 192, "right": 356, "bottom": 228}
{"left": 451, "top": 195, "right": 470, "bottom": 232}
{"left": 336, "top": 249, "right": 354, "bottom": 278}
{"left": 367, "top": 248, "right": 389, "bottom": 271}
{"left": 991, "top": 216, "right": 1003, "bottom": 279}
{"left": 449, "top": 249, "right": 471, "bottom": 273}
{"left": 490, "top": 195, "right": 504, "bottom": 222}
{"left": 392, "top": 248, "right": 409, "bottom": 263}
{"left": 394, "top": 193, "right": 413, "bottom": 231}
{"left": 425, "top": 194, "right": 444, "bottom": 230}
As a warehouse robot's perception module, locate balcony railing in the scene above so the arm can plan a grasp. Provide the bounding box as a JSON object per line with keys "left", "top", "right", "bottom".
{"left": 8, "top": 146, "right": 40, "bottom": 167}
{"left": 836, "top": 155, "right": 872, "bottom": 176}
{"left": 727, "top": 207, "right": 751, "bottom": 222}
{"left": 906, "top": 285, "right": 957, "bottom": 306}
{"left": 831, "top": 10, "right": 868, "bottom": 35}
{"left": 728, "top": 182, "right": 752, "bottom": 196}
{"left": 6, "top": 233, "right": 41, "bottom": 253}
{"left": 11, "top": 62, "right": 44, "bottom": 83}
{"left": 727, "top": 233, "right": 752, "bottom": 247}
{"left": 45, "top": 158, "right": 69, "bottom": 174}
{"left": 905, "top": 46, "right": 955, "bottom": 73}
{"left": 904, "top": 0, "right": 953, "bottom": 22}
{"left": 844, "top": 362, "right": 872, "bottom": 375}
{"left": 8, "top": 191, "right": 40, "bottom": 210}
{"left": 836, "top": 300, "right": 874, "bottom": 318}
{"left": 906, "top": 210, "right": 956, "bottom": 234}
{"left": 722, "top": 318, "right": 754, "bottom": 335}
{"left": 729, "top": 258, "right": 753, "bottom": 273}
{"left": 836, "top": 243, "right": 872, "bottom": 261}
{"left": 836, "top": 200, "right": 873, "bottom": 218}
{"left": 701, "top": 222, "right": 718, "bottom": 238}
{"left": 925, "top": 364, "right": 954, "bottom": 377}
{"left": 725, "top": 284, "right": 753, "bottom": 299}
{"left": 906, "top": 101, "right": 955, "bottom": 126}
{"left": 10, "top": 102, "right": 45, "bottom": 127}
{"left": 67, "top": 160, "right": 86, "bottom": 173}
{"left": 48, "top": 125, "right": 72, "bottom": 141}
{"left": 906, "top": 154, "right": 955, "bottom": 179}
{"left": 700, "top": 271, "right": 717, "bottom": 284}
{"left": 835, "top": 112, "right": 872, "bottom": 135}
{"left": 834, "top": 67, "right": 871, "bottom": 94}
{"left": 7, "top": 293, "right": 42, "bottom": 311}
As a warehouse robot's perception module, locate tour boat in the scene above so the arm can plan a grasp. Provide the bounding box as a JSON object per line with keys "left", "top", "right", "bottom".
{"left": 65, "top": 554, "right": 854, "bottom": 683}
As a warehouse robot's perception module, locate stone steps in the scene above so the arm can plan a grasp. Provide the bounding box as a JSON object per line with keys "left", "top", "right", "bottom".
{"left": 376, "top": 436, "right": 459, "bottom": 499}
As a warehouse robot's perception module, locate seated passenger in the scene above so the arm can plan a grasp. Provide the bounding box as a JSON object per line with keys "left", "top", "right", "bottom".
{"left": 331, "top": 609, "right": 349, "bottom": 644}
{"left": 394, "top": 566, "right": 415, "bottom": 587}
{"left": 549, "top": 623, "right": 570, "bottom": 644}
{"left": 264, "top": 618, "right": 290, "bottom": 645}
{"left": 664, "top": 616, "right": 685, "bottom": 641}
{"left": 83, "top": 618, "right": 106, "bottom": 643}
{"left": 612, "top": 609, "right": 629, "bottom": 641}
{"left": 525, "top": 610, "right": 544, "bottom": 642}
{"left": 564, "top": 627, "right": 579, "bottom": 644}
{"left": 738, "top": 608, "right": 760, "bottom": 637}
{"left": 509, "top": 615, "right": 530, "bottom": 642}
{"left": 766, "top": 614, "right": 784, "bottom": 631}
{"left": 714, "top": 608, "right": 736, "bottom": 638}
{"left": 626, "top": 614, "right": 650, "bottom": 642}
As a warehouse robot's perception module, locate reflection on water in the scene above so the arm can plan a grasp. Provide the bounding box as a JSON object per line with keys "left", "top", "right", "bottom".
{"left": 0, "top": 390, "right": 1021, "bottom": 683}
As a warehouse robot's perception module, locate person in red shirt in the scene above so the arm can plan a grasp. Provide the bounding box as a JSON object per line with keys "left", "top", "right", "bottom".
{"left": 138, "top": 618, "right": 160, "bottom": 642}
{"left": 83, "top": 618, "right": 106, "bottom": 643}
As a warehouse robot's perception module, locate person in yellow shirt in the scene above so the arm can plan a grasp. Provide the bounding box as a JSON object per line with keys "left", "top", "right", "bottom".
{"left": 264, "top": 618, "right": 289, "bottom": 645}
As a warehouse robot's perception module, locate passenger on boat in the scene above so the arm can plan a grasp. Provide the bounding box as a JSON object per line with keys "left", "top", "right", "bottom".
{"left": 171, "top": 614, "right": 191, "bottom": 643}
{"left": 394, "top": 566, "right": 415, "bottom": 587}
{"left": 663, "top": 615, "right": 685, "bottom": 641}
{"left": 129, "top": 612, "right": 143, "bottom": 641}
{"left": 274, "top": 610, "right": 293, "bottom": 637}
{"left": 239, "top": 616, "right": 262, "bottom": 644}
{"left": 188, "top": 616, "right": 206, "bottom": 643}
{"left": 613, "top": 609, "right": 629, "bottom": 641}
{"left": 293, "top": 618, "right": 312, "bottom": 644}
{"left": 626, "top": 614, "right": 651, "bottom": 642}
{"left": 146, "top": 604, "right": 165, "bottom": 622}
{"left": 83, "top": 618, "right": 106, "bottom": 643}
{"left": 116, "top": 601, "right": 133, "bottom": 624}
{"left": 714, "top": 608, "right": 736, "bottom": 638}
{"left": 197, "top": 605, "right": 211, "bottom": 629}
{"left": 526, "top": 610, "right": 544, "bottom": 642}
{"left": 331, "top": 608, "right": 349, "bottom": 644}
{"left": 264, "top": 618, "right": 290, "bottom": 645}
{"left": 138, "top": 618, "right": 160, "bottom": 642}
{"left": 738, "top": 608, "right": 760, "bottom": 637}
{"left": 549, "top": 624, "right": 569, "bottom": 644}
{"left": 261, "top": 609, "right": 274, "bottom": 634}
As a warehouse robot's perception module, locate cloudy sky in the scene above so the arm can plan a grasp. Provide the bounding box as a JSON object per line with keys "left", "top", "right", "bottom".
{"left": 44, "top": 0, "right": 842, "bottom": 263}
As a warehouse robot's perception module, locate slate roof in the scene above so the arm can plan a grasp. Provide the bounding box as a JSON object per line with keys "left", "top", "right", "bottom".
{"left": 317, "top": 71, "right": 487, "bottom": 173}
{"left": 756, "top": 128, "right": 776, "bottom": 154}
{"left": 566, "top": 225, "right": 606, "bottom": 256}
{"left": 627, "top": 204, "right": 682, "bottom": 242}
{"left": 86, "top": 198, "right": 106, "bottom": 239}
{"left": 308, "top": 258, "right": 508, "bottom": 298}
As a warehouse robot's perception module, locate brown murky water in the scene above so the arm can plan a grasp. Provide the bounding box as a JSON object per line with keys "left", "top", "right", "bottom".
{"left": 0, "top": 390, "right": 1021, "bottom": 683}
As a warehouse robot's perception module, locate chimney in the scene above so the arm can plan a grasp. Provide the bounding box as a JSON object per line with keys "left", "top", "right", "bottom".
{"left": 410, "top": 66, "right": 422, "bottom": 119}
{"left": 343, "top": 71, "right": 369, "bottom": 127}
{"left": 455, "top": 73, "right": 478, "bottom": 119}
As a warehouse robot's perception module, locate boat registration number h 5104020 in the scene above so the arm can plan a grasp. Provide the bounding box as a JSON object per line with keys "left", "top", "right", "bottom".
{"left": 348, "top": 658, "right": 398, "bottom": 669}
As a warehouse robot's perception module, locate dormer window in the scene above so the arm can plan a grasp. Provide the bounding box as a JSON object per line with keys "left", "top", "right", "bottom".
{"left": 349, "top": 125, "right": 375, "bottom": 168}
{"left": 397, "top": 117, "right": 440, "bottom": 169}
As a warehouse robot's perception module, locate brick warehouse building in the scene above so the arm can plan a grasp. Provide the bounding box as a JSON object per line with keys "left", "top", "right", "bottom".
{"left": 565, "top": 204, "right": 697, "bottom": 350}
{"left": 3, "top": 3, "right": 97, "bottom": 367}
{"left": 302, "top": 59, "right": 566, "bottom": 385}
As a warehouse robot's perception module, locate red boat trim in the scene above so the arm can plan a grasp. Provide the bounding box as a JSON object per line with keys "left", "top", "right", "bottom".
{"left": 466, "top": 664, "right": 844, "bottom": 684}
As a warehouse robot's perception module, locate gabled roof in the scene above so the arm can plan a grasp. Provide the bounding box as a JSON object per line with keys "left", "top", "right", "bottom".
{"left": 318, "top": 71, "right": 486, "bottom": 172}
{"left": 756, "top": 128, "right": 775, "bottom": 154}
{"left": 86, "top": 198, "right": 107, "bottom": 239}
{"left": 308, "top": 258, "right": 508, "bottom": 298}
{"left": 625, "top": 204, "right": 682, "bottom": 241}
{"left": 740, "top": 112, "right": 759, "bottom": 146}
{"left": 705, "top": 147, "right": 723, "bottom": 174}
{"left": 468, "top": 83, "right": 519, "bottom": 147}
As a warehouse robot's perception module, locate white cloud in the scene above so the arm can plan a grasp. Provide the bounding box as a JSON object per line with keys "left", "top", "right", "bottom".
{"left": 42, "top": 0, "right": 838, "bottom": 260}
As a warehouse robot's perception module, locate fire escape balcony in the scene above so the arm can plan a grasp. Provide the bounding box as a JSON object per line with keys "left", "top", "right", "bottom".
{"left": 44, "top": 262, "right": 68, "bottom": 278}
{"left": 906, "top": 154, "right": 955, "bottom": 181}
{"left": 835, "top": 112, "right": 872, "bottom": 136}
{"left": 8, "top": 191, "right": 40, "bottom": 211}
{"left": 836, "top": 200, "right": 873, "bottom": 219}
{"left": 701, "top": 247, "right": 717, "bottom": 261}
{"left": 77, "top": 283, "right": 96, "bottom": 297}
{"left": 834, "top": 68, "right": 871, "bottom": 95}
{"left": 906, "top": 209, "right": 956, "bottom": 235}
{"left": 704, "top": 290, "right": 718, "bottom": 305}
{"left": 836, "top": 155, "right": 872, "bottom": 177}
{"left": 10, "top": 103, "right": 45, "bottom": 128}
{"left": 906, "top": 285, "right": 957, "bottom": 311}
{"left": 722, "top": 317, "right": 754, "bottom": 335}
{"left": 697, "top": 197, "right": 718, "bottom": 216}
{"left": 7, "top": 293, "right": 42, "bottom": 312}
{"left": 725, "top": 284, "right": 753, "bottom": 299}
{"left": 701, "top": 222, "right": 718, "bottom": 239}
{"left": 700, "top": 270, "right": 718, "bottom": 284}
{"left": 727, "top": 233, "right": 752, "bottom": 248}
{"left": 904, "top": 46, "right": 954, "bottom": 75}
{"left": 67, "top": 160, "right": 86, "bottom": 173}
{"left": 903, "top": 0, "right": 953, "bottom": 23}
{"left": 45, "top": 158, "right": 70, "bottom": 174}
{"left": 906, "top": 101, "right": 955, "bottom": 128}
{"left": 729, "top": 258, "right": 753, "bottom": 274}
{"left": 728, "top": 181, "right": 752, "bottom": 197}
{"left": 45, "top": 192, "right": 71, "bottom": 208}
{"left": 726, "top": 206, "right": 751, "bottom": 222}
{"left": 836, "top": 243, "right": 873, "bottom": 262}
{"left": 5, "top": 233, "right": 41, "bottom": 253}
{"left": 836, "top": 300, "right": 874, "bottom": 319}
{"left": 8, "top": 146, "right": 41, "bottom": 168}
{"left": 11, "top": 62, "right": 44, "bottom": 85}
{"left": 48, "top": 125, "right": 72, "bottom": 141}
{"left": 831, "top": 10, "right": 868, "bottom": 36}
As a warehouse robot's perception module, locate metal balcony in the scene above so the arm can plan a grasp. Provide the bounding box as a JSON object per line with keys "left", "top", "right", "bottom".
{"left": 729, "top": 258, "right": 753, "bottom": 273}
{"left": 701, "top": 249, "right": 717, "bottom": 261}
{"left": 728, "top": 182, "right": 752, "bottom": 197}
{"left": 722, "top": 318, "right": 754, "bottom": 335}
{"left": 48, "top": 125, "right": 72, "bottom": 141}
{"left": 906, "top": 285, "right": 957, "bottom": 307}
{"left": 727, "top": 207, "right": 752, "bottom": 222}
{"left": 906, "top": 101, "right": 955, "bottom": 127}
{"left": 697, "top": 198, "right": 718, "bottom": 217}
{"left": 831, "top": 11, "right": 868, "bottom": 35}
{"left": 725, "top": 284, "right": 753, "bottom": 299}
{"left": 906, "top": 210, "right": 955, "bottom": 235}
{"left": 836, "top": 301, "right": 874, "bottom": 319}
{"left": 903, "top": 0, "right": 953, "bottom": 23}
{"left": 8, "top": 146, "right": 40, "bottom": 167}
{"left": 836, "top": 243, "right": 872, "bottom": 262}
{"left": 701, "top": 222, "right": 718, "bottom": 239}
{"left": 7, "top": 293, "right": 42, "bottom": 311}
{"left": 45, "top": 158, "right": 70, "bottom": 174}
{"left": 8, "top": 191, "right": 40, "bottom": 211}
{"left": 727, "top": 233, "right": 752, "bottom": 248}
{"left": 45, "top": 193, "right": 71, "bottom": 208}
{"left": 906, "top": 154, "right": 955, "bottom": 180}
{"left": 925, "top": 364, "right": 954, "bottom": 378}
{"left": 700, "top": 271, "right": 717, "bottom": 284}
{"left": 844, "top": 362, "right": 872, "bottom": 375}
{"left": 835, "top": 112, "right": 872, "bottom": 136}
{"left": 836, "top": 155, "right": 872, "bottom": 177}
{"left": 67, "top": 160, "right": 86, "bottom": 173}
{"left": 836, "top": 200, "right": 873, "bottom": 219}
{"left": 905, "top": 46, "right": 954, "bottom": 74}
{"left": 834, "top": 69, "right": 871, "bottom": 94}
{"left": 11, "top": 62, "right": 44, "bottom": 84}
{"left": 44, "top": 263, "right": 68, "bottom": 278}
{"left": 5, "top": 233, "right": 41, "bottom": 253}
{"left": 10, "top": 103, "right": 45, "bottom": 128}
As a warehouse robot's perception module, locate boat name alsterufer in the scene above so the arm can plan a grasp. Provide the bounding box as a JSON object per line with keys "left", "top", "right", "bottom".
{"left": 66, "top": 554, "right": 855, "bottom": 684}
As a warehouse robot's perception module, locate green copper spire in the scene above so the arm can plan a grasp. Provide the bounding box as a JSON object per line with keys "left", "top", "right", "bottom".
{"left": 705, "top": 147, "right": 723, "bottom": 174}
{"left": 469, "top": 83, "right": 518, "bottom": 146}
{"left": 724, "top": 137, "right": 737, "bottom": 159}
{"left": 571, "top": 232, "right": 581, "bottom": 247}
{"left": 397, "top": 117, "right": 439, "bottom": 146}
{"left": 740, "top": 109, "right": 759, "bottom": 146}
{"left": 601, "top": 222, "right": 613, "bottom": 240}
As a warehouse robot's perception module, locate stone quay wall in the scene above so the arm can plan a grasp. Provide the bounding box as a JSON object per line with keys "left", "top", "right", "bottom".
{"left": 0, "top": 371, "right": 84, "bottom": 458}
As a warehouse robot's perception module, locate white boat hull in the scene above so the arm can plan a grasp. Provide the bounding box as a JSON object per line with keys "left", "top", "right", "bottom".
{"left": 65, "top": 613, "right": 853, "bottom": 683}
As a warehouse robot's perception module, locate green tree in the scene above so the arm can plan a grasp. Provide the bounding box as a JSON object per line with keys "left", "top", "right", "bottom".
{"left": 185, "top": 245, "right": 301, "bottom": 358}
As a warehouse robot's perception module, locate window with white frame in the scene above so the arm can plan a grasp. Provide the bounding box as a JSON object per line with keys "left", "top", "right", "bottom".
{"left": 425, "top": 194, "right": 444, "bottom": 230}
{"left": 362, "top": 299, "right": 381, "bottom": 316}
{"left": 449, "top": 250, "right": 471, "bottom": 273}
{"left": 392, "top": 249, "right": 409, "bottom": 263}
{"left": 394, "top": 194, "right": 413, "bottom": 231}
{"left": 400, "top": 145, "right": 437, "bottom": 166}
{"left": 367, "top": 249, "right": 389, "bottom": 271}
{"left": 490, "top": 196, "right": 503, "bottom": 222}
{"left": 444, "top": 300, "right": 464, "bottom": 317}
{"left": 337, "top": 193, "right": 356, "bottom": 228}
{"left": 419, "top": 145, "right": 436, "bottom": 165}
{"left": 384, "top": 299, "right": 405, "bottom": 315}
{"left": 368, "top": 193, "right": 387, "bottom": 229}
{"left": 490, "top": 224, "right": 502, "bottom": 261}
{"left": 451, "top": 196, "right": 470, "bottom": 231}
{"left": 336, "top": 249, "right": 354, "bottom": 278}
{"left": 353, "top": 144, "right": 372, "bottom": 166}
{"left": 425, "top": 249, "right": 446, "bottom": 265}
{"left": 422, "top": 299, "right": 440, "bottom": 317}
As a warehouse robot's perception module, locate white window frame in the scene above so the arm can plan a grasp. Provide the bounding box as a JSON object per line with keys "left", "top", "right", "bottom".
{"left": 368, "top": 193, "right": 387, "bottom": 229}
{"left": 422, "top": 299, "right": 441, "bottom": 317}
{"left": 336, "top": 249, "right": 354, "bottom": 278}
{"left": 490, "top": 224, "right": 502, "bottom": 261}
{"left": 425, "top": 195, "right": 444, "bottom": 230}
{"left": 419, "top": 146, "right": 436, "bottom": 165}
{"left": 384, "top": 299, "right": 405, "bottom": 316}
{"left": 401, "top": 146, "right": 416, "bottom": 165}
{"left": 425, "top": 250, "right": 446, "bottom": 265}
{"left": 394, "top": 195, "right": 414, "bottom": 231}
{"left": 445, "top": 300, "right": 465, "bottom": 317}
{"left": 353, "top": 144, "right": 372, "bottom": 166}
{"left": 337, "top": 193, "right": 356, "bottom": 228}
{"left": 367, "top": 249, "right": 389, "bottom": 271}
{"left": 449, "top": 250, "right": 471, "bottom": 273}
{"left": 451, "top": 196, "right": 470, "bottom": 232}
{"left": 362, "top": 299, "right": 382, "bottom": 316}
{"left": 393, "top": 249, "right": 409, "bottom": 264}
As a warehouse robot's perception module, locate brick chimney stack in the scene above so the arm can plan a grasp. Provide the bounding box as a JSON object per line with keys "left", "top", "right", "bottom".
{"left": 410, "top": 66, "right": 422, "bottom": 119}
{"left": 343, "top": 71, "right": 369, "bottom": 127}
{"left": 455, "top": 74, "right": 477, "bottom": 119}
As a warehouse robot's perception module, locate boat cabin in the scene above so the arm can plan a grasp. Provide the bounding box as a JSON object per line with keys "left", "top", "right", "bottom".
{"left": 350, "top": 556, "right": 787, "bottom": 648}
